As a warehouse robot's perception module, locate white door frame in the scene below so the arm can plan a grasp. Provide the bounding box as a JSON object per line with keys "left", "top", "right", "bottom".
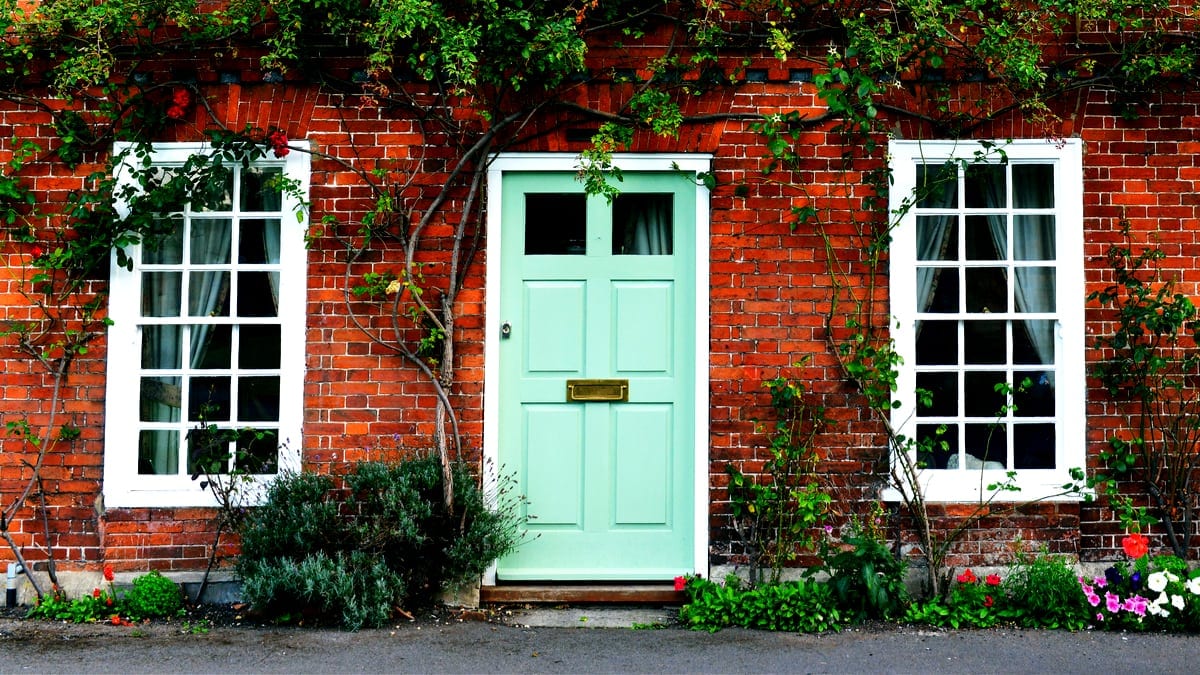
{"left": 481, "top": 153, "right": 711, "bottom": 585}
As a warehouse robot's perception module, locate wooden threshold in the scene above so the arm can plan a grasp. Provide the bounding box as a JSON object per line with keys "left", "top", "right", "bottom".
{"left": 480, "top": 584, "right": 684, "bottom": 604}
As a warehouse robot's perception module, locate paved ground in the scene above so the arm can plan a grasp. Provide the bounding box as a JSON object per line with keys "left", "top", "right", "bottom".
{"left": 3, "top": 606, "right": 1199, "bottom": 674}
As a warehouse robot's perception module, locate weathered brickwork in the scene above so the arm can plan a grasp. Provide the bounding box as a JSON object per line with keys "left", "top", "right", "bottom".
{"left": 1, "top": 39, "right": 1198, "bottom": 578}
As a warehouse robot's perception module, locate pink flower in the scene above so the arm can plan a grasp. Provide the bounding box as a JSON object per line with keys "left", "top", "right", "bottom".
{"left": 1096, "top": 612, "right": 1105, "bottom": 622}
{"left": 1123, "top": 595, "right": 1148, "bottom": 617}
{"left": 673, "top": 575, "right": 687, "bottom": 592}
{"left": 1093, "top": 575, "right": 1107, "bottom": 588}
{"left": 1105, "top": 591, "right": 1121, "bottom": 613}
{"left": 985, "top": 574, "right": 1001, "bottom": 587}
{"left": 1086, "top": 592, "right": 1101, "bottom": 607}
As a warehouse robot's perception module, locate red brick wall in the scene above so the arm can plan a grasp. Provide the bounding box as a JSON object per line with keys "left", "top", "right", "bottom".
{"left": 0, "top": 43, "right": 1198, "bottom": 576}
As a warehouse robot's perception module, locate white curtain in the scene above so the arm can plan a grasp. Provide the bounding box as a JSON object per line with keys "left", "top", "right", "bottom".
{"left": 622, "top": 196, "right": 671, "bottom": 255}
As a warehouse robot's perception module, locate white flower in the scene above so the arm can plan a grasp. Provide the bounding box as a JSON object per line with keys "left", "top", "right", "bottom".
{"left": 1172, "top": 594, "right": 1186, "bottom": 610}
{"left": 1167, "top": 571, "right": 1180, "bottom": 583}
{"left": 1148, "top": 571, "right": 1169, "bottom": 593}
{"left": 1148, "top": 602, "right": 1165, "bottom": 617}
{"left": 1187, "top": 577, "right": 1200, "bottom": 595}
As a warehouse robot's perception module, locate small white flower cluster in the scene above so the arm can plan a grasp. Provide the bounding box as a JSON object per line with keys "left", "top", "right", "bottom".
{"left": 1145, "top": 571, "right": 1200, "bottom": 618}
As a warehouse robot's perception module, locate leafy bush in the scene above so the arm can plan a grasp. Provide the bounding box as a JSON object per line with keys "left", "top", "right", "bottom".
{"left": 26, "top": 588, "right": 115, "bottom": 623}
{"left": 904, "top": 568, "right": 1003, "bottom": 629}
{"left": 824, "top": 526, "right": 909, "bottom": 621}
{"left": 123, "top": 570, "right": 184, "bottom": 620}
{"left": 238, "top": 455, "right": 524, "bottom": 629}
{"left": 999, "top": 552, "right": 1089, "bottom": 630}
{"left": 679, "top": 575, "right": 843, "bottom": 633}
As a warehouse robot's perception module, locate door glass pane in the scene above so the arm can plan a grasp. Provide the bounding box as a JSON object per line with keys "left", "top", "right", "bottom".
{"left": 613, "top": 193, "right": 673, "bottom": 255}
{"left": 965, "top": 164, "right": 1004, "bottom": 208}
{"left": 525, "top": 194, "right": 586, "bottom": 255}
{"left": 241, "top": 167, "right": 283, "bottom": 211}
{"left": 142, "top": 272, "right": 182, "bottom": 317}
{"left": 240, "top": 219, "right": 281, "bottom": 264}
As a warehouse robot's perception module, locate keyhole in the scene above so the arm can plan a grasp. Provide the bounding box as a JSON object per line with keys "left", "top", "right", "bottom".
{"left": 501, "top": 321, "right": 512, "bottom": 338}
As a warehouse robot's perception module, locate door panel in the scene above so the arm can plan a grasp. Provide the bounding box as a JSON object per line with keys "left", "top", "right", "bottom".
{"left": 497, "top": 171, "right": 694, "bottom": 580}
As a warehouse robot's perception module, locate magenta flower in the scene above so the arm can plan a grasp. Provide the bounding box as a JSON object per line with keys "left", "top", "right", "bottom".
{"left": 1105, "top": 592, "right": 1121, "bottom": 613}
{"left": 1087, "top": 592, "right": 1101, "bottom": 607}
{"left": 1093, "top": 575, "right": 1107, "bottom": 588}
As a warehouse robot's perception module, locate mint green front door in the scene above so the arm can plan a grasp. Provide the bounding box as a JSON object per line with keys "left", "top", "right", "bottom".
{"left": 496, "top": 171, "right": 695, "bottom": 580}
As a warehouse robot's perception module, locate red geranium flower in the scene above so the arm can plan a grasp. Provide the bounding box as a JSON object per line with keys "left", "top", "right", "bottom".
{"left": 985, "top": 574, "right": 1001, "bottom": 586}
{"left": 674, "top": 575, "right": 687, "bottom": 592}
{"left": 1122, "top": 532, "right": 1149, "bottom": 559}
{"left": 956, "top": 569, "right": 977, "bottom": 584}
{"left": 984, "top": 595, "right": 994, "bottom": 608}
{"left": 93, "top": 588, "right": 101, "bottom": 599}
{"left": 103, "top": 565, "right": 114, "bottom": 582}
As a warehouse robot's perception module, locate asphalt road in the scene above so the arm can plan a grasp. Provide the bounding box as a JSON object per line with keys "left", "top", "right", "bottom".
{"left": 3, "top": 614, "right": 1200, "bottom": 674}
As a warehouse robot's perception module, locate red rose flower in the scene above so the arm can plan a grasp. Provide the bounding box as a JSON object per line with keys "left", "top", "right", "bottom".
{"left": 956, "top": 569, "right": 977, "bottom": 584}
{"left": 984, "top": 595, "right": 994, "bottom": 608}
{"left": 30, "top": 245, "right": 43, "bottom": 258}
{"left": 985, "top": 574, "right": 1001, "bottom": 586}
{"left": 267, "top": 129, "right": 290, "bottom": 158}
{"left": 172, "top": 88, "right": 192, "bottom": 108}
{"left": 674, "top": 575, "right": 687, "bottom": 592}
{"left": 166, "top": 104, "right": 186, "bottom": 120}
{"left": 103, "top": 565, "right": 114, "bottom": 582}
{"left": 93, "top": 588, "right": 101, "bottom": 599}
{"left": 106, "top": 597, "right": 113, "bottom": 607}
{"left": 1122, "top": 532, "right": 1149, "bottom": 559}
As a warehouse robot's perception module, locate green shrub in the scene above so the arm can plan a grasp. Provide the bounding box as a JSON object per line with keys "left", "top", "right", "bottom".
{"left": 123, "top": 570, "right": 184, "bottom": 620}
{"left": 999, "top": 552, "right": 1090, "bottom": 630}
{"left": 824, "top": 528, "right": 909, "bottom": 621}
{"left": 238, "top": 454, "right": 525, "bottom": 629}
{"left": 904, "top": 568, "right": 1002, "bottom": 629}
{"left": 680, "top": 575, "right": 843, "bottom": 633}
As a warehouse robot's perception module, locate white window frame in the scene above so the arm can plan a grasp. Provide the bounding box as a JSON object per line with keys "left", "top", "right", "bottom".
{"left": 888, "top": 138, "right": 1084, "bottom": 502}
{"left": 103, "top": 141, "right": 308, "bottom": 508}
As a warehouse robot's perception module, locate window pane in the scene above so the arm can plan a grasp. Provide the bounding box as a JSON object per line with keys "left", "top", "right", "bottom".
{"left": 189, "top": 376, "right": 230, "bottom": 421}
{"left": 139, "top": 377, "right": 181, "bottom": 421}
{"left": 142, "top": 272, "right": 182, "bottom": 317}
{"left": 1014, "top": 424, "right": 1055, "bottom": 469}
{"left": 239, "top": 219, "right": 281, "bottom": 264}
{"left": 613, "top": 193, "right": 673, "bottom": 255}
{"left": 241, "top": 167, "right": 283, "bottom": 211}
{"left": 187, "top": 426, "right": 230, "bottom": 475}
{"left": 916, "top": 371, "right": 957, "bottom": 416}
{"left": 919, "top": 267, "right": 959, "bottom": 313}
{"left": 965, "top": 422, "right": 1007, "bottom": 468}
{"left": 239, "top": 325, "right": 282, "bottom": 369}
{"left": 525, "top": 194, "right": 586, "bottom": 255}
{"left": 918, "top": 423, "right": 957, "bottom": 470}
{"left": 236, "top": 271, "right": 279, "bottom": 317}
{"left": 192, "top": 168, "right": 233, "bottom": 212}
{"left": 1014, "top": 320, "right": 1054, "bottom": 365}
{"left": 1014, "top": 215, "right": 1055, "bottom": 260}
{"left": 142, "top": 219, "right": 183, "bottom": 264}
{"left": 916, "top": 163, "right": 958, "bottom": 208}
{"left": 191, "top": 325, "right": 232, "bottom": 369}
{"left": 190, "top": 219, "right": 232, "bottom": 264}
{"left": 1014, "top": 371, "right": 1055, "bottom": 417}
{"left": 964, "top": 164, "right": 1004, "bottom": 209}
{"left": 239, "top": 376, "right": 281, "bottom": 422}
{"left": 916, "top": 320, "right": 957, "bottom": 365}
{"left": 964, "top": 371, "right": 1005, "bottom": 417}
{"left": 141, "top": 325, "right": 182, "bottom": 369}
{"left": 964, "top": 320, "right": 1006, "bottom": 364}
{"left": 138, "top": 430, "right": 178, "bottom": 475}
{"left": 1014, "top": 268, "right": 1055, "bottom": 312}
{"left": 965, "top": 268, "right": 1007, "bottom": 313}
{"left": 235, "top": 429, "right": 279, "bottom": 474}
{"left": 188, "top": 271, "right": 230, "bottom": 316}
{"left": 965, "top": 215, "right": 1006, "bottom": 260}
{"left": 917, "top": 216, "right": 957, "bottom": 261}
{"left": 1013, "top": 165, "right": 1054, "bottom": 208}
